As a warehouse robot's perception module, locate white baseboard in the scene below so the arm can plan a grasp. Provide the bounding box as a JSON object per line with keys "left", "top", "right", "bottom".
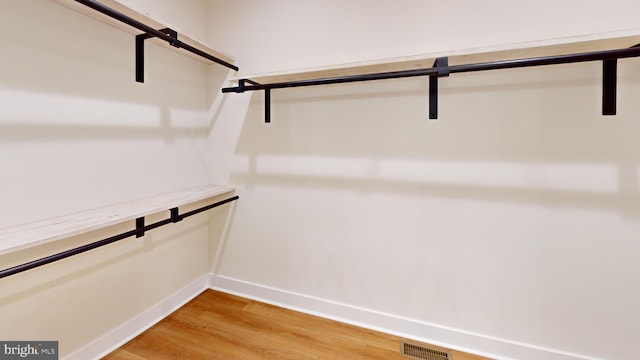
{"left": 63, "top": 273, "right": 597, "bottom": 360}
{"left": 65, "top": 274, "right": 209, "bottom": 360}
{"left": 209, "top": 274, "right": 595, "bottom": 360}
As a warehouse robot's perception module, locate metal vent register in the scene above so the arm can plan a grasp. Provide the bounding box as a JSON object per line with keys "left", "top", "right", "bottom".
{"left": 400, "top": 341, "right": 451, "bottom": 360}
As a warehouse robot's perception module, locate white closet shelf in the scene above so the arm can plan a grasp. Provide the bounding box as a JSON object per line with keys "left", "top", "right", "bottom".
{"left": 234, "top": 29, "right": 640, "bottom": 84}
{"left": 0, "top": 184, "right": 236, "bottom": 256}
{"left": 52, "top": 0, "right": 235, "bottom": 66}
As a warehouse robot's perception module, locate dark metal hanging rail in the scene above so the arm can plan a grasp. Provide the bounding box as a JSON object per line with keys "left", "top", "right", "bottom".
{"left": 74, "top": 0, "right": 238, "bottom": 82}
{"left": 0, "top": 195, "right": 239, "bottom": 279}
{"left": 222, "top": 44, "right": 640, "bottom": 120}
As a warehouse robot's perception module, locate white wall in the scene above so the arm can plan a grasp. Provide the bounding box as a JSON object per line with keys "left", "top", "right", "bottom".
{"left": 0, "top": 0, "right": 234, "bottom": 357}
{"left": 209, "top": 0, "right": 640, "bottom": 75}
{"left": 208, "top": 1, "right": 640, "bottom": 359}
{"left": 118, "top": 0, "right": 210, "bottom": 45}
{"left": 3, "top": 1, "right": 639, "bottom": 358}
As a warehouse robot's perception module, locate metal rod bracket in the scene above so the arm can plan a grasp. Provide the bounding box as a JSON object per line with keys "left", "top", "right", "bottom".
{"left": 162, "top": 28, "right": 179, "bottom": 47}
{"left": 265, "top": 88, "right": 271, "bottom": 123}
{"left": 135, "top": 217, "right": 145, "bottom": 238}
{"left": 435, "top": 57, "right": 450, "bottom": 77}
{"left": 602, "top": 58, "right": 617, "bottom": 116}
{"left": 226, "top": 79, "right": 262, "bottom": 94}
{"left": 170, "top": 207, "right": 182, "bottom": 223}
{"left": 74, "top": 0, "right": 238, "bottom": 72}
{"left": 0, "top": 196, "right": 239, "bottom": 279}
{"left": 429, "top": 57, "right": 449, "bottom": 119}
{"left": 135, "top": 28, "right": 179, "bottom": 83}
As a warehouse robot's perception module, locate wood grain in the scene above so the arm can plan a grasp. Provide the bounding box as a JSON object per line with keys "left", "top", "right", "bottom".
{"left": 0, "top": 185, "right": 235, "bottom": 255}
{"left": 235, "top": 29, "right": 640, "bottom": 84}
{"left": 104, "top": 290, "right": 492, "bottom": 360}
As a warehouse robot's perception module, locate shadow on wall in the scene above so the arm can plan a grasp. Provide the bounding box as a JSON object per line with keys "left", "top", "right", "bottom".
{"left": 0, "top": 0, "right": 232, "bottom": 141}
{"left": 0, "top": 202, "right": 234, "bottom": 307}
{"left": 216, "top": 33, "right": 640, "bottom": 360}
{"left": 230, "top": 60, "right": 640, "bottom": 217}
{"left": 0, "top": 0, "right": 235, "bottom": 226}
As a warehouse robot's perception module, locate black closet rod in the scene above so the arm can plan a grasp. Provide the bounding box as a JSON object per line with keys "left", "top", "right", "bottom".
{"left": 74, "top": 0, "right": 239, "bottom": 71}
{"left": 0, "top": 195, "right": 239, "bottom": 279}
{"left": 222, "top": 45, "right": 640, "bottom": 92}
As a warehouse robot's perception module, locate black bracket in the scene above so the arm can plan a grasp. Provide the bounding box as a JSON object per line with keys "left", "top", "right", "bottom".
{"left": 236, "top": 79, "right": 271, "bottom": 123}
{"left": 429, "top": 57, "right": 450, "bottom": 120}
{"left": 237, "top": 79, "right": 246, "bottom": 93}
{"left": 265, "top": 88, "right": 271, "bottom": 123}
{"left": 135, "top": 217, "right": 145, "bottom": 238}
{"left": 236, "top": 78, "right": 261, "bottom": 92}
{"left": 0, "top": 195, "right": 239, "bottom": 279}
{"left": 170, "top": 207, "right": 182, "bottom": 223}
{"left": 602, "top": 58, "right": 617, "bottom": 116}
{"left": 136, "top": 28, "right": 179, "bottom": 83}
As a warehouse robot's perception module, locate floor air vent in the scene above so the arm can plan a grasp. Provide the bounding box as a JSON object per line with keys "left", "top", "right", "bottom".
{"left": 400, "top": 341, "right": 451, "bottom": 360}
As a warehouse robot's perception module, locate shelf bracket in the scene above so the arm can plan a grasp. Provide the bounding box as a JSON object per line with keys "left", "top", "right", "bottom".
{"left": 237, "top": 79, "right": 246, "bottom": 93}
{"left": 0, "top": 195, "right": 239, "bottom": 279}
{"left": 235, "top": 79, "right": 271, "bottom": 123}
{"left": 136, "top": 28, "right": 179, "bottom": 83}
{"left": 265, "top": 88, "right": 271, "bottom": 123}
{"left": 170, "top": 207, "right": 182, "bottom": 223}
{"left": 135, "top": 217, "right": 145, "bottom": 238}
{"left": 602, "top": 58, "right": 617, "bottom": 116}
{"left": 429, "top": 57, "right": 450, "bottom": 120}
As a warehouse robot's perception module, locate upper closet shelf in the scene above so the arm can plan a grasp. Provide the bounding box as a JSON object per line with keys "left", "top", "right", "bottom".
{"left": 232, "top": 29, "right": 640, "bottom": 84}
{"left": 223, "top": 29, "right": 640, "bottom": 121}
{"left": 0, "top": 184, "right": 236, "bottom": 256}
{"left": 52, "top": 0, "right": 238, "bottom": 82}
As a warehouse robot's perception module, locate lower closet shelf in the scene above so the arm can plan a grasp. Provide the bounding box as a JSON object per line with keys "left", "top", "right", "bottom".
{"left": 0, "top": 184, "right": 237, "bottom": 256}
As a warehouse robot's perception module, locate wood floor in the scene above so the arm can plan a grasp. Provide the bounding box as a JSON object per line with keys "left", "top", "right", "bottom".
{"left": 103, "top": 290, "right": 491, "bottom": 360}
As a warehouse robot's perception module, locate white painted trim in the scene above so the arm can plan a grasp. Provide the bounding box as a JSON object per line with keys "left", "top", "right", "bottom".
{"left": 209, "top": 274, "right": 598, "bottom": 360}
{"left": 65, "top": 274, "right": 209, "bottom": 360}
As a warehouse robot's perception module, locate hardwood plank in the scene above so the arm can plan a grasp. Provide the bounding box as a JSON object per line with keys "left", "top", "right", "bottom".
{"left": 103, "top": 349, "right": 146, "bottom": 360}
{"left": 453, "top": 351, "right": 494, "bottom": 360}
{"left": 103, "top": 290, "right": 492, "bottom": 360}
